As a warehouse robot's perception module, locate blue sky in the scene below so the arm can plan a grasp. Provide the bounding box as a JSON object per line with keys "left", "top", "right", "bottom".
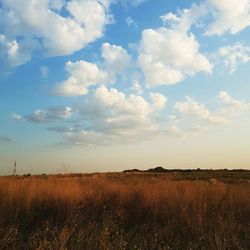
{"left": 0, "top": 0, "right": 250, "bottom": 174}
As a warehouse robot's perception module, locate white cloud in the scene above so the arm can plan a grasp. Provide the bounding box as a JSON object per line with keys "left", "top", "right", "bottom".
{"left": 139, "top": 0, "right": 250, "bottom": 87}
{"left": 149, "top": 92, "right": 167, "bottom": 111}
{"left": 218, "top": 91, "right": 250, "bottom": 111}
{"left": 66, "top": 0, "right": 113, "bottom": 53}
{"left": 206, "top": 0, "right": 250, "bottom": 35}
{"left": 0, "top": 34, "right": 31, "bottom": 67}
{"left": 175, "top": 96, "right": 228, "bottom": 125}
{"left": 102, "top": 42, "right": 131, "bottom": 74}
{"left": 53, "top": 60, "right": 109, "bottom": 96}
{"left": 25, "top": 106, "right": 72, "bottom": 123}
{"left": 64, "top": 86, "right": 167, "bottom": 145}
{"left": 53, "top": 43, "right": 131, "bottom": 96}
{"left": 93, "top": 85, "right": 152, "bottom": 118}
{"left": 161, "top": 1, "right": 250, "bottom": 36}
{"left": 0, "top": 0, "right": 112, "bottom": 67}
{"left": 172, "top": 92, "right": 250, "bottom": 132}
{"left": 138, "top": 27, "right": 213, "bottom": 86}
{"left": 160, "top": 4, "right": 207, "bottom": 32}
{"left": 161, "top": 12, "right": 181, "bottom": 25}
{"left": 218, "top": 43, "right": 250, "bottom": 74}
{"left": 62, "top": 130, "right": 111, "bottom": 146}
{"left": 54, "top": 77, "right": 90, "bottom": 97}
{"left": 131, "top": 80, "right": 143, "bottom": 95}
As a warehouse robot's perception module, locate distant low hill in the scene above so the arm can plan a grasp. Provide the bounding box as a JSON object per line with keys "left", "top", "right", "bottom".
{"left": 123, "top": 167, "right": 250, "bottom": 181}
{"left": 123, "top": 168, "right": 142, "bottom": 173}
{"left": 123, "top": 166, "right": 169, "bottom": 173}
{"left": 146, "top": 166, "right": 168, "bottom": 172}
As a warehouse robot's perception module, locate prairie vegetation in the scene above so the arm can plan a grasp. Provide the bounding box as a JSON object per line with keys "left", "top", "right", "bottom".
{"left": 0, "top": 170, "right": 249, "bottom": 250}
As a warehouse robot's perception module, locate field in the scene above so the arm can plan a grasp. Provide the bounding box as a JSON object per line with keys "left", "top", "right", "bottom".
{"left": 0, "top": 169, "right": 249, "bottom": 250}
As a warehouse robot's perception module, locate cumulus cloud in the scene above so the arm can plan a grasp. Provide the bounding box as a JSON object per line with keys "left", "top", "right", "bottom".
{"left": 138, "top": 27, "right": 213, "bottom": 86}
{"left": 218, "top": 43, "right": 250, "bottom": 74}
{"left": 218, "top": 91, "right": 250, "bottom": 111}
{"left": 160, "top": 4, "right": 207, "bottom": 32}
{"left": 15, "top": 84, "right": 169, "bottom": 144}
{"left": 62, "top": 130, "right": 110, "bottom": 146}
{"left": 24, "top": 106, "right": 72, "bottom": 123}
{"left": 16, "top": 88, "right": 248, "bottom": 146}
{"left": 161, "top": 0, "right": 250, "bottom": 37}
{"left": 0, "top": 34, "right": 32, "bottom": 68}
{"left": 53, "top": 43, "right": 131, "bottom": 96}
{"left": 149, "top": 93, "right": 167, "bottom": 111}
{"left": 172, "top": 91, "right": 250, "bottom": 132}
{"left": 206, "top": 0, "right": 250, "bottom": 35}
{"left": 57, "top": 90, "right": 249, "bottom": 145}
{"left": 146, "top": 0, "right": 250, "bottom": 85}
{"left": 60, "top": 85, "right": 167, "bottom": 145}
{"left": 175, "top": 96, "right": 228, "bottom": 125}
{"left": 53, "top": 60, "right": 109, "bottom": 96}
{"left": 102, "top": 42, "right": 131, "bottom": 74}
{"left": 137, "top": 3, "right": 213, "bottom": 87}
{"left": 0, "top": 0, "right": 112, "bottom": 67}
{"left": 131, "top": 80, "right": 143, "bottom": 95}
{"left": 81, "top": 85, "right": 153, "bottom": 121}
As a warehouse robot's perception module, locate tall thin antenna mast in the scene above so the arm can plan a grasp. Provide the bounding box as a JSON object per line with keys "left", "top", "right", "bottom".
{"left": 13, "top": 161, "right": 16, "bottom": 176}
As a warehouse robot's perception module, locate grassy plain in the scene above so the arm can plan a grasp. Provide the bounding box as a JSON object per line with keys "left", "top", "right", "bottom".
{"left": 0, "top": 169, "right": 249, "bottom": 249}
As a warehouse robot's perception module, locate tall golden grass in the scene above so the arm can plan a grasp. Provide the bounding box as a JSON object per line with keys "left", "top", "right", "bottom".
{"left": 0, "top": 173, "right": 249, "bottom": 249}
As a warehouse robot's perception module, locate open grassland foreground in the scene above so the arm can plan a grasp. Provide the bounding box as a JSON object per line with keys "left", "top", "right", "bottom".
{"left": 0, "top": 170, "right": 249, "bottom": 250}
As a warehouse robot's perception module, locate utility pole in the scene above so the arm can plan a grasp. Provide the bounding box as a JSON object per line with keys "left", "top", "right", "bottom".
{"left": 13, "top": 161, "right": 17, "bottom": 176}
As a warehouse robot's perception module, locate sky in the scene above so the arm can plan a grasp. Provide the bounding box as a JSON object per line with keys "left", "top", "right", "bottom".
{"left": 0, "top": 0, "right": 250, "bottom": 175}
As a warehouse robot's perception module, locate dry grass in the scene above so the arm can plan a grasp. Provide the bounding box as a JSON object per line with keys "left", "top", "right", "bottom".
{"left": 0, "top": 172, "right": 249, "bottom": 249}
